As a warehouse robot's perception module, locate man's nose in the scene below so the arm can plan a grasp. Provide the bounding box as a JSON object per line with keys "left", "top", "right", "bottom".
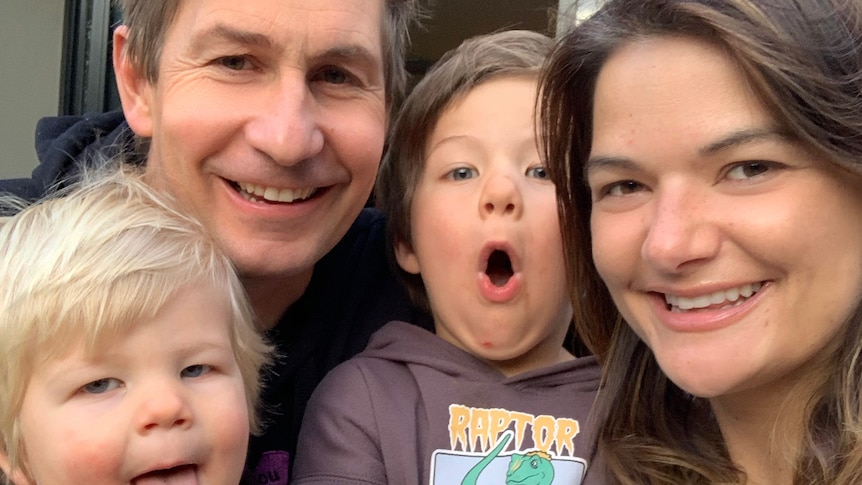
{"left": 245, "top": 72, "right": 324, "bottom": 166}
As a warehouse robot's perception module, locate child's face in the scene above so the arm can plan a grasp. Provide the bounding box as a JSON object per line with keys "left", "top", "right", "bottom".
{"left": 13, "top": 284, "right": 249, "bottom": 485}
{"left": 396, "top": 76, "right": 573, "bottom": 376}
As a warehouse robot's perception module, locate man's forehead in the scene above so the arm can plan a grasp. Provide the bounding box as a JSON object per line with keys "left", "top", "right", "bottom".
{"left": 172, "top": 0, "right": 386, "bottom": 53}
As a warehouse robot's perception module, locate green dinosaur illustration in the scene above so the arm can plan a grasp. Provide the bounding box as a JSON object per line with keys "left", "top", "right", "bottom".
{"left": 460, "top": 431, "right": 513, "bottom": 485}
{"left": 460, "top": 430, "right": 555, "bottom": 485}
{"left": 506, "top": 450, "right": 555, "bottom": 485}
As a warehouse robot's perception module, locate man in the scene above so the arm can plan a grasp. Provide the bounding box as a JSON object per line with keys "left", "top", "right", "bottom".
{"left": 0, "top": 1, "right": 429, "bottom": 483}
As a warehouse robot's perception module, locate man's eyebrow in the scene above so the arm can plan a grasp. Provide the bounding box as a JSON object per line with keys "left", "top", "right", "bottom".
{"left": 699, "top": 128, "right": 792, "bottom": 156}
{"left": 190, "top": 24, "right": 274, "bottom": 51}
{"left": 312, "top": 44, "right": 383, "bottom": 70}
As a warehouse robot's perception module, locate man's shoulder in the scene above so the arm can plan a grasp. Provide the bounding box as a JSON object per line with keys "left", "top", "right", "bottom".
{"left": 318, "top": 207, "right": 389, "bottom": 274}
{"left": 34, "top": 111, "right": 130, "bottom": 163}
{"left": 342, "top": 207, "right": 387, "bottom": 244}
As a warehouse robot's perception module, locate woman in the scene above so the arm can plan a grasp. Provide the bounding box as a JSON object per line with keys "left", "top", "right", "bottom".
{"left": 541, "top": 0, "right": 862, "bottom": 483}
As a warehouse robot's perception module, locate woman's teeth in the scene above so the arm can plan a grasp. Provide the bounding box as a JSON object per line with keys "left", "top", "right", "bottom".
{"left": 665, "top": 282, "right": 763, "bottom": 311}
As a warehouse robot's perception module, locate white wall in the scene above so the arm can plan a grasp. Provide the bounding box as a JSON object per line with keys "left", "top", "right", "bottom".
{"left": 0, "top": 0, "right": 65, "bottom": 179}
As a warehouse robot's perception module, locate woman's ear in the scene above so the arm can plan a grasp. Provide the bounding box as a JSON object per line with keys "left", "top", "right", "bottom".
{"left": 112, "top": 25, "right": 154, "bottom": 138}
{"left": 394, "top": 240, "right": 420, "bottom": 275}
{"left": 0, "top": 451, "right": 33, "bottom": 485}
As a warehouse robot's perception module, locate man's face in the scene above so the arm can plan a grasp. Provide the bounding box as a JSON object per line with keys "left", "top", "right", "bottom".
{"left": 117, "top": 0, "right": 387, "bottom": 290}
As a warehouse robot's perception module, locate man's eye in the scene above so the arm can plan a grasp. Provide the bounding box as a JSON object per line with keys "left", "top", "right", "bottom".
{"left": 82, "top": 378, "right": 122, "bottom": 394}
{"left": 317, "top": 67, "right": 352, "bottom": 85}
{"left": 217, "top": 55, "right": 251, "bottom": 71}
{"left": 448, "top": 167, "right": 477, "bottom": 181}
{"left": 181, "top": 364, "right": 212, "bottom": 378}
{"left": 527, "top": 166, "right": 549, "bottom": 180}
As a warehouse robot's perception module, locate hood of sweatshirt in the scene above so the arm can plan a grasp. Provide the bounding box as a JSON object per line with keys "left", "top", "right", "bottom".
{"left": 358, "top": 321, "right": 600, "bottom": 390}
{"left": 1, "top": 111, "right": 133, "bottom": 201}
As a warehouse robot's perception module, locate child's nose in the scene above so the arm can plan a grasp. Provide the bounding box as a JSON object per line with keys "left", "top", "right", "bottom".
{"left": 480, "top": 174, "right": 523, "bottom": 219}
{"left": 134, "top": 383, "right": 193, "bottom": 433}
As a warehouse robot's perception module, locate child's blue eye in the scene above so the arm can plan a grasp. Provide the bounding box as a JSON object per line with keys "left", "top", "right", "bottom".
{"left": 527, "top": 166, "right": 549, "bottom": 179}
{"left": 181, "top": 364, "right": 212, "bottom": 378}
{"left": 83, "top": 378, "right": 122, "bottom": 394}
{"left": 448, "top": 167, "right": 477, "bottom": 181}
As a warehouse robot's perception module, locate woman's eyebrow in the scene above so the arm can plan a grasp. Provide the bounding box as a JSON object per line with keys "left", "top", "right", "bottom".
{"left": 584, "top": 155, "right": 637, "bottom": 179}
{"left": 699, "top": 128, "right": 792, "bottom": 156}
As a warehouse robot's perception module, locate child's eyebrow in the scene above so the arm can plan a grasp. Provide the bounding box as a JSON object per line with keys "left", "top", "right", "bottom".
{"left": 425, "top": 135, "right": 473, "bottom": 156}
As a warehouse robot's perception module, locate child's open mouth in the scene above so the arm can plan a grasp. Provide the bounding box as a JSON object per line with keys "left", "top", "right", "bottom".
{"left": 486, "top": 249, "right": 514, "bottom": 287}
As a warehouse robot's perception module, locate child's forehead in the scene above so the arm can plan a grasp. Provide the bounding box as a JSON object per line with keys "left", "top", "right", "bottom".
{"left": 32, "top": 287, "right": 237, "bottom": 368}
{"left": 444, "top": 75, "right": 539, "bottom": 115}
{"left": 425, "top": 77, "right": 540, "bottom": 156}
{"left": 31, "top": 317, "right": 237, "bottom": 377}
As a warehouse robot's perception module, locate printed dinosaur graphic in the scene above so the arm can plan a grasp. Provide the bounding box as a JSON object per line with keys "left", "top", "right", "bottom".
{"left": 506, "top": 450, "right": 555, "bottom": 485}
{"left": 460, "top": 430, "right": 555, "bottom": 485}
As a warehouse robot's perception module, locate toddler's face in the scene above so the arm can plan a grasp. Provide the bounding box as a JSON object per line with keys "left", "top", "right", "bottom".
{"left": 11, "top": 284, "right": 249, "bottom": 485}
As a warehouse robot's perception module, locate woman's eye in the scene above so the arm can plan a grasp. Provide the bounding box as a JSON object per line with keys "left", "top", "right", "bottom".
{"left": 604, "top": 180, "right": 644, "bottom": 197}
{"left": 448, "top": 167, "right": 477, "bottom": 181}
{"left": 216, "top": 55, "right": 252, "bottom": 71}
{"left": 726, "top": 161, "right": 773, "bottom": 180}
{"left": 82, "top": 378, "right": 122, "bottom": 394}
{"left": 526, "top": 166, "right": 549, "bottom": 180}
{"left": 181, "top": 364, "right": 212, "bottom": 379}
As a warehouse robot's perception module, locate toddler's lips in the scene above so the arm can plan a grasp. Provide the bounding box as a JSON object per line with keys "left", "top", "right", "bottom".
{"left": 132, "top": 464, "right": 199, "bottom": 485}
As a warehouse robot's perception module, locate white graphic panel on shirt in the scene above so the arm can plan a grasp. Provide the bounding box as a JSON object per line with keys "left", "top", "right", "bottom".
{"left": 429, "top": 404, "right": 587, "bottom": 485}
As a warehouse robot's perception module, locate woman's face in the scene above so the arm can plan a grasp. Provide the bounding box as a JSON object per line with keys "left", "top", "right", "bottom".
{"left": 586, "top": 35, "right": 862, "bottom": 402}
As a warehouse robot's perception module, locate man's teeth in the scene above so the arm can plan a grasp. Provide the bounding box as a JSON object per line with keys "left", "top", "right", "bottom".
{"left": 238, "top": 182, "right": 316, "bottom": 203}
{"left": 665, "top": 282, "right": 762, "bottom": 311}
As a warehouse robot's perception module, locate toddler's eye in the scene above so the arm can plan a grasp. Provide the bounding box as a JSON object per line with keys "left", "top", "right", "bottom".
{"left": 181, "top": 364, "right": 212, "bottom": 378}
{"left": 83, "top": 378, "right": 122, "bottom": 394}
{"left": 448, "top": 167, "right": 477, "bottom": 181}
